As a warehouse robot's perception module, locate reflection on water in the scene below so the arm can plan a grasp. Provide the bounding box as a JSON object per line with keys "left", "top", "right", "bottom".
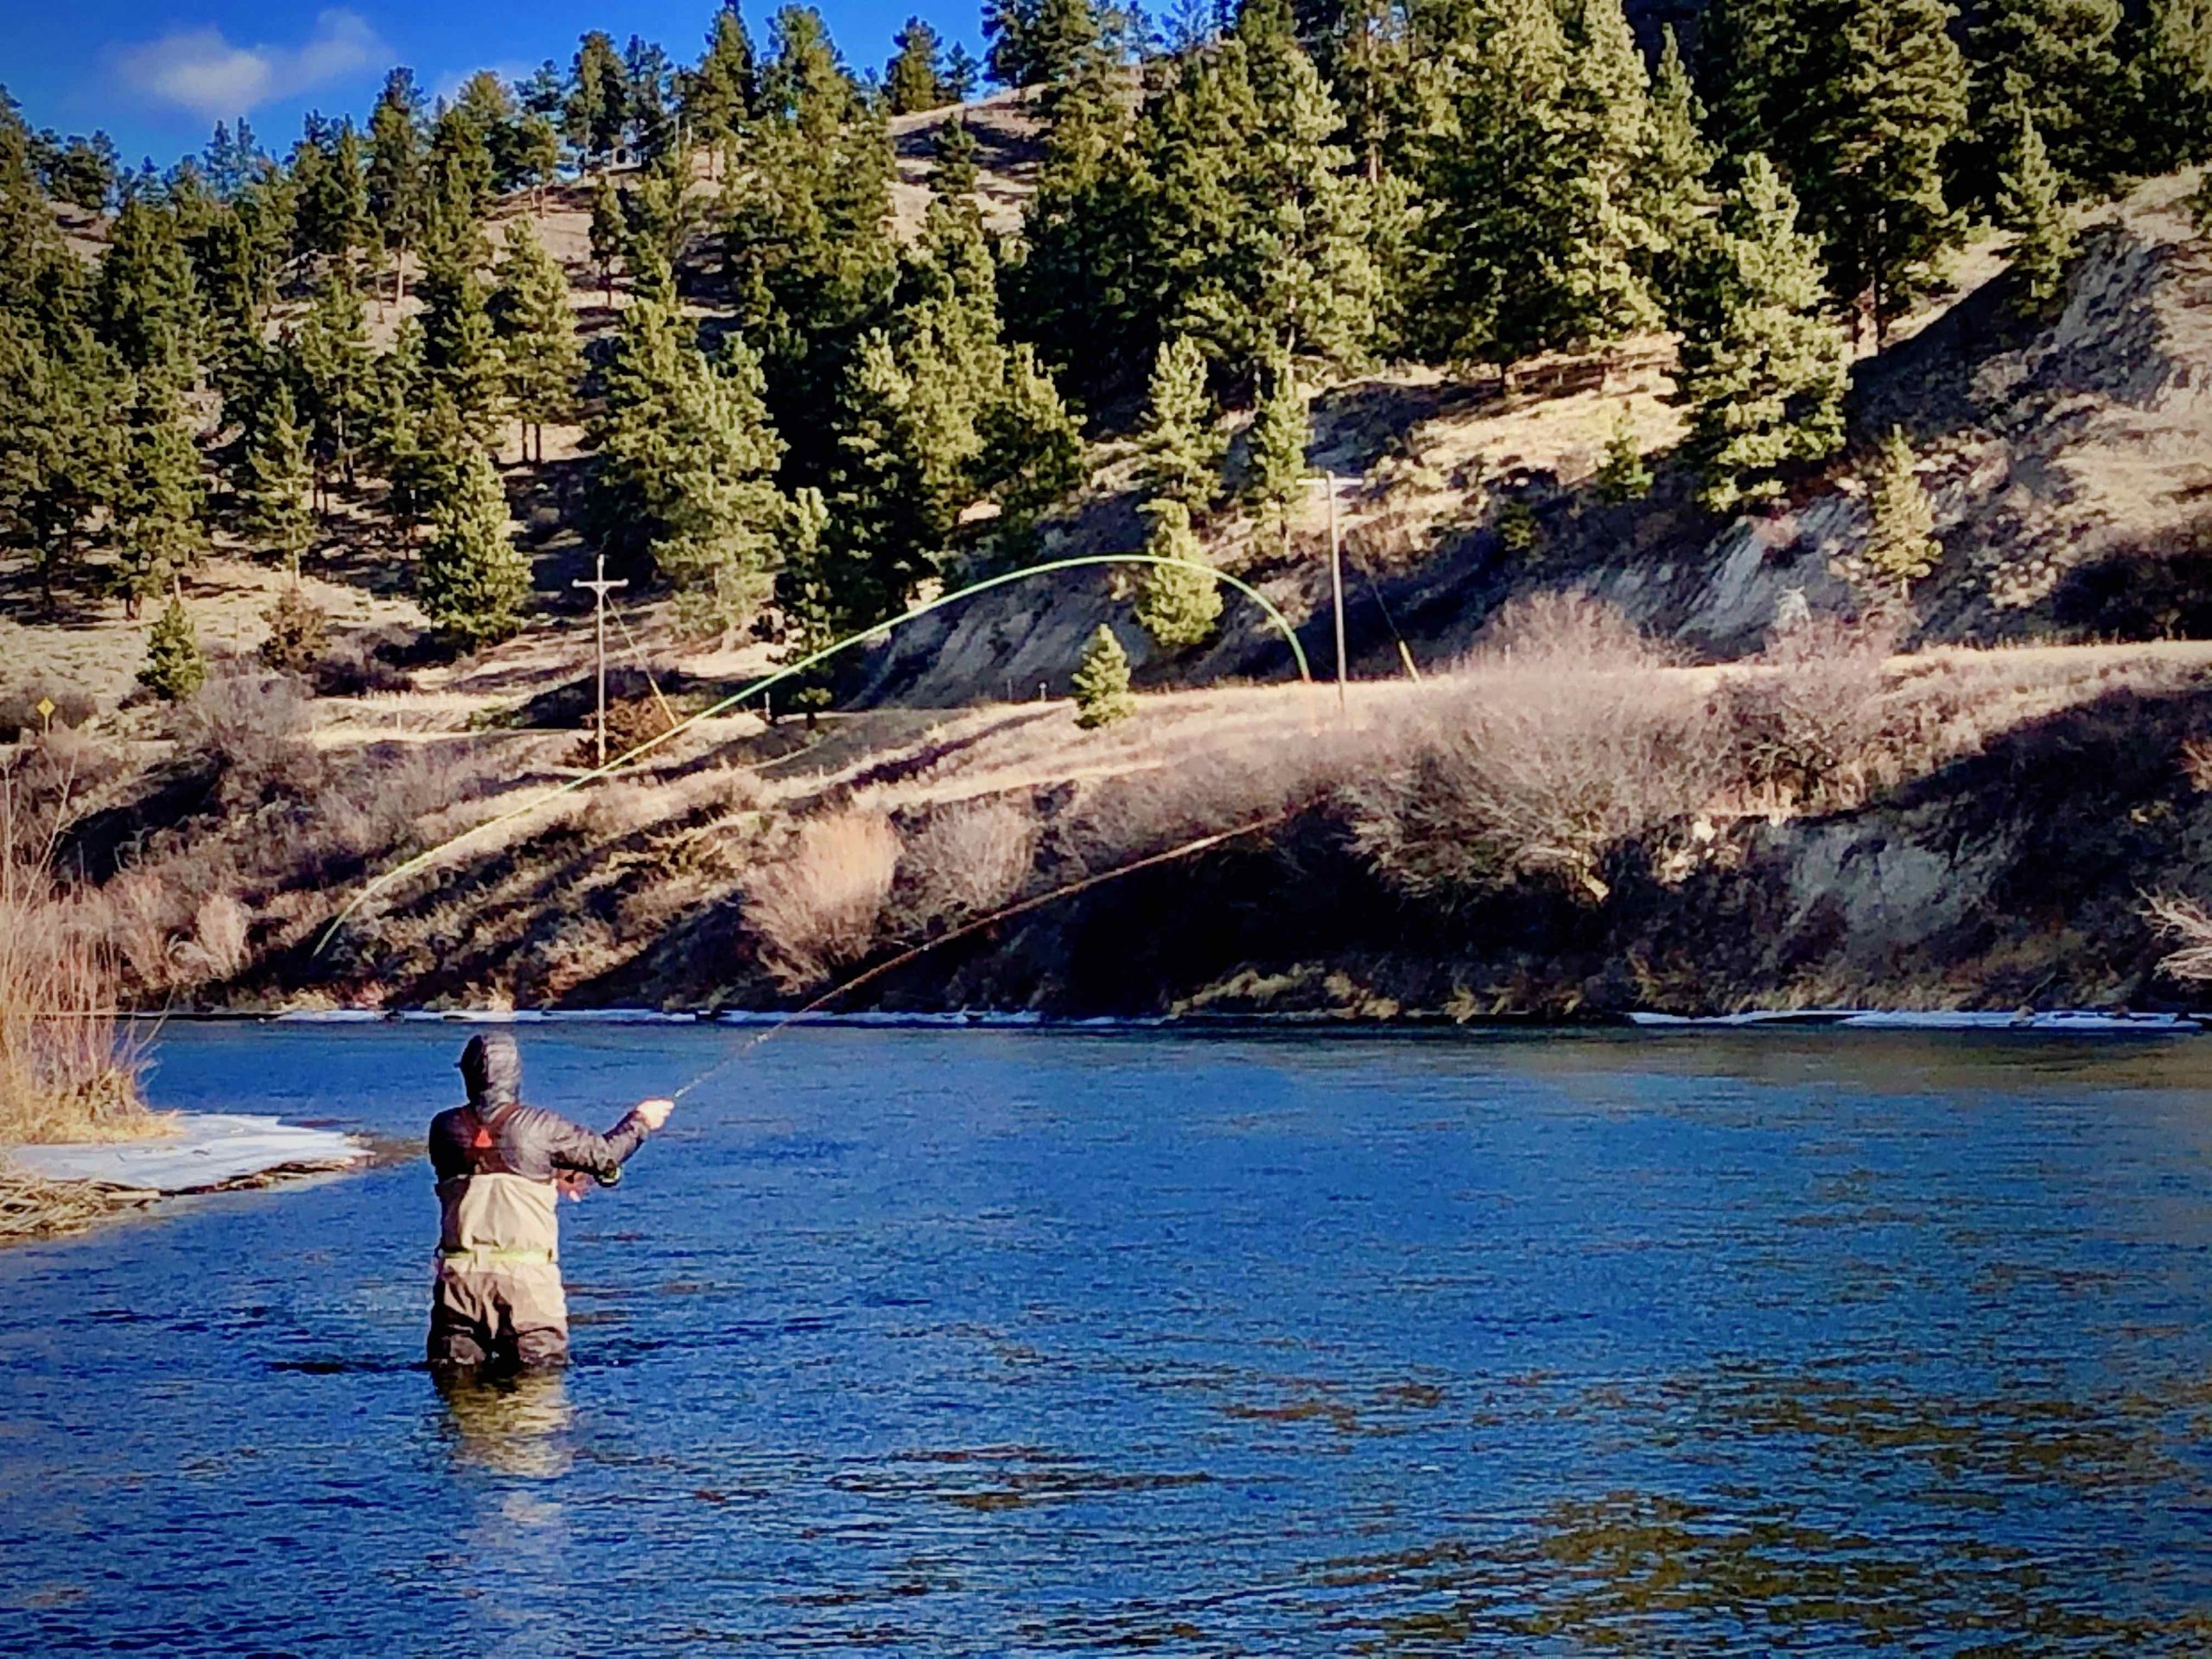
{"left": 435, "top": 1369, "right": 574, "bottom": 1480}
{"left": 4, "top": 1024, "right": 2212, "bottom": 1652}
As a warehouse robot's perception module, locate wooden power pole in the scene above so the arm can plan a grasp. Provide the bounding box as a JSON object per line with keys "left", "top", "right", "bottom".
{"left": 572, "top": 553, "right": 629, "bottom": 767}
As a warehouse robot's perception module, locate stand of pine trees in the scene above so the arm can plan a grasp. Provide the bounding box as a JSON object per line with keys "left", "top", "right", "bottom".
{"left": 5, "top": 0, "right": 2211, "bottom": 677}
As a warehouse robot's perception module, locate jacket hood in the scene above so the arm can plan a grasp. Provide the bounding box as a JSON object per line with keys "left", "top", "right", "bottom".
{"left": 458, "top": 1032, "right": 523, "bottom": 1116}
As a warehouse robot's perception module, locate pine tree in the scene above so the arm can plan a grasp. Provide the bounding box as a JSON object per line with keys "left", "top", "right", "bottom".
{"left": 1246, "top": 348, "right": 1309, "bottom": 550}
{"left": 419, "top": 236, "right": 506, "bottom": 447}
{"left": 1674, "top": 156, "right": 1850, "bottom": 515}
{"left": 138, "top": 592, "right": 207, "bottom": 702}
{"left": 294, "top": 263, "right": 373, "bottom": 502}
{"left": 1859, "top": 426, "right": 1940, "bottom": 597}
{"left": 1135, "top": 498, "right": 1223, "bottom": 648}
{"left": 1136, "top": 334, "right": 1224, "bottom": 512}
{"left": 113, "top": 372, "right": 208, "bottom": 611}
{"left": 654, "top": 335, "right": 793, "bottom": 638}
{"left": 238, "top": 378, "right": 314, "bottom": 563}
{"left": 2135, "top": 0, "right": 2212, "bottom": 175}
{"left": 932, "top": 113, "right": 981, "bottom": 200}
{"left": 96, "top": 195, "right": 201, "bottom": 383}
{"left": 1808, "top": 0, "right": 1967, "bottom": 346}
{"left": 1998, "top": 112, "right": 2075, "bottom": 319}
{"left": 0, "top": 324, "right": 127, "bottom": 605}
{"left": 984, "top": 343, "right": 1084, "bottom": 553}
{"left": 366, "top": 68, "right": 425, "bottom": 308}
{"left": 568, "top": 32, "right": 630, "bottom": 169}
{"left": 491, "top": 219, "right": 583, "bottom": 463}
{"left": 1966, "top": 0, "right": 2123, "bottom": 201}
{"left": 689, "top": 4, "right": 760, "bottom": 163}
{"left": 589, "top": 174, "right": 626, "bottom": 304}
{"left": 257, "top": 580, "right": 331, "bottom": 673}
{"left": 1413, "top": 0, "right": 1656, "bottom": 373}
{"left": 1144, "top": 21, "right": 1379, "bottom": 378}
{"left": 515, "top": 114, "right": 562, "bottom": 214}
{"left": 626, "top": 36, "right": 678, "bottom": 162}
{"left": 419, "top": 446, "right": 531, "bottom": 646}
{"left": 1592, "top": 404, "right": 1652, "bottom": 504}
{"left": 887, "top": 17, "right": 950, "bottom": 113}
{"left": 1071, "top": 623, "right": 1137, "bottom": 727}
{"left": 1638, "top": 28, "right": 1714, "bottom": 313}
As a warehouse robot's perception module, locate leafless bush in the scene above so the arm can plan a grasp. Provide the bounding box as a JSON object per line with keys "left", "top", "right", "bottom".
{"left": 2147, "top": 893, "right": 2212, "bottom": 982}
{"left": 890, "top": 796, "right": 1040, "bottom": 933}
{"left": 177, "top": 672, "right": 325, "bottom": 806}
{"left": 1723, "top": 617, "right": 1895, "bottom": 810}
{"left": 2181, "top": 737, "right": 2212, "bottom": 793}
{"left": 174, "top": 893, "right": 251, "bottom": 983}
{"left": 1474, "top": 591, "right": 1676, "bottom": 673}
{"left": 1348, "top": 608, "right": 1730, "bottom": 904}
{"left": 741, "top": 810, "right": 901, "bottom": 990}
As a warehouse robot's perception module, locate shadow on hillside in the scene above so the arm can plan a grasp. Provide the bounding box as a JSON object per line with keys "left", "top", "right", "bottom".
{"left": 2051, "top": 511, "right": 2212, "bottom": 641}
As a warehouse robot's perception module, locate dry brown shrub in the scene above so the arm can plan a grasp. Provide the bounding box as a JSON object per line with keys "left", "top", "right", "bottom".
{"left": 741, "top": 810, "right": 901, "bottom": 990}
{"left": 1348, "top": 603, "right": 1728, "bottom": 904}
{"left": 568, "top": 695, "right": 680, "bottom": 771}
{"left": 2147, "top": 892, "right": 2212, "bottom": 982}
{"left": 174, "top": 893, "right": 251, "bottom": 983}
{"left": 2181, "top": 737, "right": 2212, "bottom": 793}
{"left": 890, "top": 796, "right": 1040, "bottom": 932}
{"left": 0, "top": 774, "right": 155, "bottom": 1145}
{"left": 1724, "top": 617, "right": 1895, "bottom": 810}
{"left": 178, "top": 672, "right": 325, "bottom": 806}
{"left": 1474, "top": 590, "right": 1676, "bottom": 673}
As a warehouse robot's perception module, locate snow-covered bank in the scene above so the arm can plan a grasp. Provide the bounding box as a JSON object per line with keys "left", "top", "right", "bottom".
{"left": 10, "top": 1114, "right": 369, "bottom": 1194}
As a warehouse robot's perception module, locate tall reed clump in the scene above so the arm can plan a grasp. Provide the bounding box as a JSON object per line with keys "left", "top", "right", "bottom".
{"left": 0, "top": 767, "right": 155, "bottom": 1146}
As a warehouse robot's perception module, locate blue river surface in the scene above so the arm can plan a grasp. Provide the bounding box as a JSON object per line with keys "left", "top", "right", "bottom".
{"left": 7, "top": 1022, "right": 2212, "bottom": 1656}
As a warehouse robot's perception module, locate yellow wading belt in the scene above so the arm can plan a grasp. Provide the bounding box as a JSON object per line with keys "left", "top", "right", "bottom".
{"left": 439, "top": 1245, "right": 556, "bottom": 1268}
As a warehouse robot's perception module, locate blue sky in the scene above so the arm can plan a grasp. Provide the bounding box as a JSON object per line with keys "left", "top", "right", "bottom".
{"left": 3, "top": 2, "right": 984, "bottom": 169}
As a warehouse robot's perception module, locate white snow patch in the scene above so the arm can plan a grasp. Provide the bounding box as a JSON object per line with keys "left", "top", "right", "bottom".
{"left": 11, "top": 1115, "right": 368, "bottom": 1193}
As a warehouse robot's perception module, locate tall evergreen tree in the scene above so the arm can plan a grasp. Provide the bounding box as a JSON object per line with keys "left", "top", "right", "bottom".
{"left": 293, "top": 263, "right": 374, "bottom": 503}
{"left": 418, "top": 233, "right": 506, "bottom": 447}
{"left": 491, "top": 219, "right": 584, "bottom": 464}
{"left": 1638, "top": 27, "right": 1714, "bottom": 312}
{"left": 1998, "top": 112, "right": 2075, "bottom": 319}
{"left": 419, "top": 446, "right": 531, "bottom": 646}
{"left": 1144, "top": 16, "right": 1379, "bottom": 378}
{"left": 589, "top": 173, "right": 626, "bottom": 304}
{"left": 1965, "top": 0, "right": 2124, "bottom": 201}
{"left": 932, "top": 113, "right": 981, "bottom": 200}
{"left": 112, "top": 371, "right": 208, "bottom": 612}
{"left": 689, "top": 4, "right": 761, "bottom": 162}
{"left": 515, "top": 112, "right": 563, "bottom": 214}
{"left": 1807, "top": 0, "right": 1967, "bottom": 345}
{"left": 625, "top": 36, "right": 678, "bottom": 161}
{"left": 568, "top": 32, "right": 631, "bottom": 168}
{"left": 1136, "top": 334, "right": 1224, "bottom": 511}
{"left": 0, "top": 324, "right": 125, "bottom": 603}
{"left": 887, "top": 17, "right": 950, "bottom": 112}
{"left": 366, "top": 69, "right": 425, "bottom": 308}
{"left": 1413, "top": 0, "right": 1656, "bottom": 373}
{"left": 2134, "top": 0, "right": 2212, "bottom": 173}
{"left": 1859, "top": 426, "right": 1940, "bottom": 597}
{"left": 654, "top": 336, "right": 794, "bottom": 637}
{"left": 238, "top": 378, "right": 314, "bottom": 563}
{"left": 1673, "top": 155, "right": 1849, "bottom": 514}
{"left": 1246, "top": 346, "right": 1309, "bottom": 550}
{"left": 96, "top": 195, "right": 201, "bottom": 382}
{"left": 982, "top": 344, "right": 1084, "bottom": 552}
{"left": 1135, "top": 498, "right": 1223, "bottom": 648}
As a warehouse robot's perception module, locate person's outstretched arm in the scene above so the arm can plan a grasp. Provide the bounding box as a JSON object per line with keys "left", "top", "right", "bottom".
{"left": 531, "top": 1097, "right": 675, "bottom": 1186}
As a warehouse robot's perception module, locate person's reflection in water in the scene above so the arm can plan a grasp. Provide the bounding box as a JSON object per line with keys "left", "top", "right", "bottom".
{"left": 435, "top": 1368, "right": 575, "bottom": 1479}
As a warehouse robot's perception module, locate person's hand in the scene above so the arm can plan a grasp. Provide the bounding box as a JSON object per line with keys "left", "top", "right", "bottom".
{"left": 556, "top": 1172, "right": 591, "bottom": 1202}
{"left": 635, "top": 1097, "right": 676, "bottom": 1131}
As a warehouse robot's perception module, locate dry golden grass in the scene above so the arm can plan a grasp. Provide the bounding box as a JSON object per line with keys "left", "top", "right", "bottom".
{"left": 741, "top": 810, "right": 903, "bottom": 990}
{"left": 0, "top": 769, "right": 159, "bottom": 1147}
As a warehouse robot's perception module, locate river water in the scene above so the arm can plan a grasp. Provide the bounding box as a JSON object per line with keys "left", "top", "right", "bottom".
{"left": 6, "top": 1023, "right": 2212, "bottom": 1654}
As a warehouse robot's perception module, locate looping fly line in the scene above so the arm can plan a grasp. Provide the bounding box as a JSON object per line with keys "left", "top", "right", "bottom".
{"left": 315, "top": 556, "right": 1313, "bottom": 955}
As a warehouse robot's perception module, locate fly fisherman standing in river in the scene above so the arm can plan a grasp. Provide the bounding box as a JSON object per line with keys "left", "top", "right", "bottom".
{"left": 427, "top": 1032, "right": 674, "bottom": 1376}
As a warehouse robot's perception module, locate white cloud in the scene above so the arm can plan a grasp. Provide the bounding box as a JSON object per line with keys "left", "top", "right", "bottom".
{"left": 113, "top": 10, "right": 386, "bottom": 121}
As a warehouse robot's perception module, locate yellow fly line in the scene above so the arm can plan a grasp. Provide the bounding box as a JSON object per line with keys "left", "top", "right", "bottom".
{"left": 315, "top": 555, "right": 1313, "bottom": 955}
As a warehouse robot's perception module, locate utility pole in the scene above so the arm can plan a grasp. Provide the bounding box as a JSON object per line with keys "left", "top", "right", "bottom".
{"left": 572, "top": 553, "right": 629, "bottom": 767}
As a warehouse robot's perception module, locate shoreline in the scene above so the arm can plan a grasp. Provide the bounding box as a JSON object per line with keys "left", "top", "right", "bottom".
{"left": 2, "top": 1115, "right": 371, "bottom": 1249}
